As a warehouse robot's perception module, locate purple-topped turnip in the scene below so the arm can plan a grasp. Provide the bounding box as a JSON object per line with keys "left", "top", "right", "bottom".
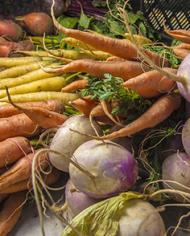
{"left": 162, "top": 152, "right": 190, "bottom": 202}
{"left": 177, "top": 54, "right": 190, "bottom": 102}
{"left": 65, "top": 179, "right": 98, "bottom": 218}
{"left": 69, "top": 140, "right": 138, "bottom": 199}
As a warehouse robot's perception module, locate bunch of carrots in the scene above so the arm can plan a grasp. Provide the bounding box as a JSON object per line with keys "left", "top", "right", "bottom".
{"left": 0, "top": 98, "right": 71, "bottom": 235}
{"left": 0, "top": 1, "right": 190, "bottom": 233}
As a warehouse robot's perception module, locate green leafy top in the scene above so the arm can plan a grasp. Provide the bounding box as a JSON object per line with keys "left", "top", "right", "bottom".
{"left": 80, "top": 74, "right": 152, "bottom": 123}
{"left": 62, "top": 192, "right": 143, "bottom": 236}
{"left": 144, "top": 45, "right": 181, "bottom": 68}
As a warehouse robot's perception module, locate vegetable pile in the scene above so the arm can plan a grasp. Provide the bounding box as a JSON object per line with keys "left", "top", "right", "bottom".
{"left": 0, "top": 0, "right": 190, "bottom": 235}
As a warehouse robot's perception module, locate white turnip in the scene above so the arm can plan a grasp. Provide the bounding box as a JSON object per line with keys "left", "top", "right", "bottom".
{"left": 62, "top": 193, "right": 166, "bottom": 236}
{"left": 49, "top": 115, "right": 100, "bottom": 172}
{"left": 182, "top": 118, "right": 190, "bottom": 155}
{"left": 69, "top": 140, "right": 138, "bottom": 199}
{"left": 162, "top": 152, "right": 190, "bottom": 202}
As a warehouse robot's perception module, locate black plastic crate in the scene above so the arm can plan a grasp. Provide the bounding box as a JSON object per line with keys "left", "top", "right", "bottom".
{"left": 131, "top": 0, "right": 190, "bottom": 31}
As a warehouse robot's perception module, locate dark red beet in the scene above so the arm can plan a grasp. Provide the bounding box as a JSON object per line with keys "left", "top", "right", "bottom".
{"left": 0, "top": 20, "right": 23, "bottom": 41}
{"left": 0, "top": 39, "right": 34, "bottom": 57}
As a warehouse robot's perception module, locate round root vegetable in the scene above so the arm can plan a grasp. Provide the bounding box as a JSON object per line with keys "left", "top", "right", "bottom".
{"left": 0, "top": 40, "right": 34, "bottom": 57}
{"left": 118, "top": 199, "right": 165, "bottom": 236}
{"left": 65, "top": 179, "right": 97, "bottom": 218}
{"left": 0, "top": 136, "right": 32, "bottom": 168}
{"left": 162, "top": 152, "right": 190, "bottom": 202}
{"left": 182, "top": 118, "right": 190, "bottom": 155}
{"left": 69, "top": 140, "right": 138, "bottom": 199}
{"left": 0, "top": 20, "right": 23, "bottom": 41}
{"left": 177, "top": 54, "right": 190, "bottom": 102}
{"left": 16, "top": 12, "right": 54, "bottom": 36}
{"left": 62, "top": 192, "right": 166, "bottom": 236}
{"left": 49, "top": 115, "right": 100, "bottom": 172}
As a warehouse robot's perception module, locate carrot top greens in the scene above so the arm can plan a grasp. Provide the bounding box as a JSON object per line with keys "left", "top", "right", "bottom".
{"left": 80, "top": 73, "right": 152, "bottom": 122}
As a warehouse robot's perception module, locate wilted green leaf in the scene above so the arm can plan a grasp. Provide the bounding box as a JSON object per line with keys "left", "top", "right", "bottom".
{"left": 108, "top": 19, "right": 125, "bottom": 36}
{"left": 79, "top": 10, "right": 93, "bottom": 29}
{"left": 62, "top": 192, "right": 143, "bottom": 236}
{"left": 57, "top": 15, "right": 79, "bottom": 29}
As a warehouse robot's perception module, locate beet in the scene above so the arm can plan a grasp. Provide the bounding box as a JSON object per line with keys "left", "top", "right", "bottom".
{"left": 0, "top": 20, "right": 23, "bottom": 41}
{"left": 16, "top": 12, "right": 54, "bottom": 36}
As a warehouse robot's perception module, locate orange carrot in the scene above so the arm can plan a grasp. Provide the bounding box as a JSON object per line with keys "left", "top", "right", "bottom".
{"left": 90, "top": 103, "right": 105, "bottom": 118}
{"left": 46, "top": 59, "right": 149, "bottom": 81}
{"left": 0, "top": 113, "right": 40, "bottom": 141}
{"left": 0, "top": 100, "right": 64, "bottom": 118}
{"left": 0, "top": 168, "right": 60, "bottom": 194}
{"left": 0, "top": 192, "right": 25, "bottom": 236}
{"left": 0, "top": 137, "right": 32, "bottom": 168}
{"left": 106, "top": 56, "right": 126, "bottom": 62}
{"left": 61, "top": 79, "right": 88, "bottom": 93}
{"left": 165, "top": 29, "right": 190, "bottom": 43}
{"left": 0, "top": 152, "right": 48, "bottom": 190}
{"left": 51, "top": 5, "right": 167, "bottom": 66}
{"left": 123, "top": 68, "right": 176, "bottom": 97}
{"left": 5, "top": 91, "right": 67, "bottom": 129}
{"left": 174, "top": 43, "right": 190, "bottom": 50}
{"left": 70, "top": 98, "right": 97, "bottom": 115}
{"left": 12, "top": 105, "right": 67, "bottom": 129}
{"left": 94, "top": 94, "right": 181, "bottom": 140}
{"left": 173, "top": 48, "right": 190, "bottom": 59}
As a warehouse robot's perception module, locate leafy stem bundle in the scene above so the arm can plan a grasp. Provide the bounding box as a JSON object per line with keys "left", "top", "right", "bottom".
{"left": 80, "top": 73, "right": 152, "bottom": 123}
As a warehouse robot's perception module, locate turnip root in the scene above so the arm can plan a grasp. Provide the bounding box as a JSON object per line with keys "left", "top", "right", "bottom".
{"left": 49, "top": 115, "right": 100, "bottom": 172}
{"left": 177, "top": 54, "right": 190, "bottom": 102}
{"left": 16, "top": 12, "right": 54, "bottom": 36}
{"left": 69, "top": 140, "right": 138, "bottom": 199}
{"left": 65, "top": 179, "right": 97, "bottom": 218}
{"left": 118, "top": 199, "right": 165, "bottom": 236}
{"left": 162, "top": 152, "right": 190, "bottom": 202}
{"left": 182, "top": 118, "right": 190, "bottom": 155}
{"left": 62, "top": 193, "right": 165, "bottom": 236}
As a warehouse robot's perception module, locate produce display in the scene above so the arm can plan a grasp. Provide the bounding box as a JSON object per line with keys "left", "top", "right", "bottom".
{"left": 0, "top": 0, "right": 190, "bottom": 235}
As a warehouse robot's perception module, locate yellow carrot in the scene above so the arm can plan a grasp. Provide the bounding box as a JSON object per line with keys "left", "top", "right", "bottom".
{"left": 0, "top": 61, "right": 51, "bottom": 80}
{"left": 0, "top": 64, "right": 60, "bottom": 89}
{"left": 0, "top": 76, "right": 67, "bottom": 98}
{"left": 63, "top": 37, "right": 96, "bottom": 50}
{"left": 0, "top": 57, "right": 44, "bottom": 67}
{"left": 124, "top": 33, "right": 152, "bottom": 45}
{"left": 19, "top": 49, "right": 110, "bottom": 60}
{"left": 0, "top": 91, "right": 79, "bottom": 103}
